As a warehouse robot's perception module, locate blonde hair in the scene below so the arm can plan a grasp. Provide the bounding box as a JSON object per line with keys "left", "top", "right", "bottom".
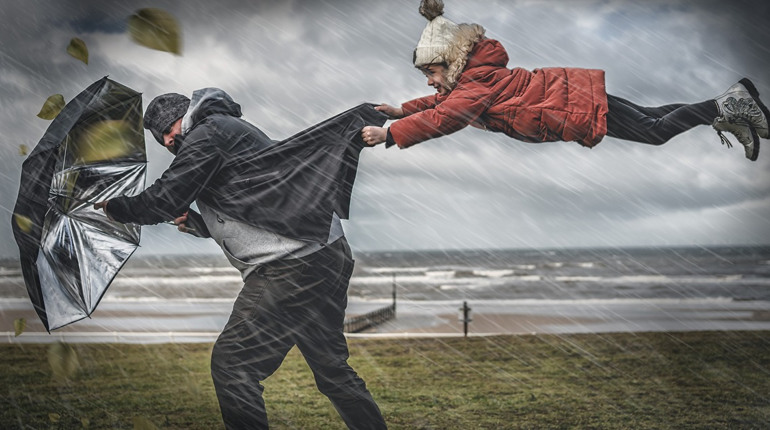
{"left": 444, "top": 23, "right": 486, "bottom": 88}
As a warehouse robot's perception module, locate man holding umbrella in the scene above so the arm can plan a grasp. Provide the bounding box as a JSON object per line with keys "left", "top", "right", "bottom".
{"left": 95, "top": 89, "right": 387, "bottom": 430}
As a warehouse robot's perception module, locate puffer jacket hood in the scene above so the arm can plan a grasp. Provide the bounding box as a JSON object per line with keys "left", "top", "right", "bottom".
{"left": 181, "top": 88, "right": 243, "bottom": 135}
{"left": 463, "top": 37, "right": 508, "bottom": 71}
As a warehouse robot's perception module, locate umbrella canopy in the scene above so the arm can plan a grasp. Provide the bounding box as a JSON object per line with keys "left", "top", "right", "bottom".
{"left": 12, "top": 77, "right": 146, "bottom": 331}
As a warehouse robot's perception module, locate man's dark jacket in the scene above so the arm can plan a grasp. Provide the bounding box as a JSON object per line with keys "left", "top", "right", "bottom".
{"left": 108, "top": 92, "right": 386, "bottom": 242}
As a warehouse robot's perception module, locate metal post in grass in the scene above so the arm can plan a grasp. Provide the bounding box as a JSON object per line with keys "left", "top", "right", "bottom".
{"left": 460, "top": 301, "right": 472, "bottom": 337}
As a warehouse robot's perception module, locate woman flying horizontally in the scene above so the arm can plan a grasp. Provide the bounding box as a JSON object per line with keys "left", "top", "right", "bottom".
{"left": 361, "top": 0, "right": 769, "bottom": 161}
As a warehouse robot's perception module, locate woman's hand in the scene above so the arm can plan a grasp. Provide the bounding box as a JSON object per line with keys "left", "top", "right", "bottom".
{"left": 375, "top": 104, "right": 404, "bottom": 119}
{"left": 361, "top": 126, "right": 388, "bottom": 146}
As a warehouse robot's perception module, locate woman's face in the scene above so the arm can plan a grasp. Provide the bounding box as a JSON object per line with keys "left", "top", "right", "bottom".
{"left": 421, "top": 64, "right": 451, "bottom": 96}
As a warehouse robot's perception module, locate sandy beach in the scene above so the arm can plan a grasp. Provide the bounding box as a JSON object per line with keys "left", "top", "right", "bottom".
{"left": 3, "top": 296, "right": 770, "bottom": 343}
{"left": 350, "top": 298, "right": 770, "bottom": 335}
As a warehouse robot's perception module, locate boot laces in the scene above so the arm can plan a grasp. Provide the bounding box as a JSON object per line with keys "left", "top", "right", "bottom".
{"left": 716, "top": 130, "right": 734, "bottom": 149}
{"left": 723, "top": 96, "right": 762, "bottom": 126}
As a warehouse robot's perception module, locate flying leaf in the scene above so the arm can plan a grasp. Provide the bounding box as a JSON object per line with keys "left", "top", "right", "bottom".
{"left": 19, "top": 145, "right": 28, "bottom": 156}
{"left": 74, "top": 119, "right": 140, "bottom": 163}
{"left": 127, "top": 8, "right": 182, "bottom": 55}
{"left": 48, "top": 342, "right": 80, "bottom": 382}
{"left": 13, "top": 213, "right": 33, "bottom": 233}
{"left": 133, "top": 416, "right": 159, "bottom": 430}
{"left": 49, "top": 413, "right": 61, "bottom": 423}
{"left": 14, "top": 318, "right": 26, "bottom": 337}
{"left": 67, "top": 38, "right": 89, "bottom": 64}
{"left": 37, "top": 94, "right": 65, "bottom": 120}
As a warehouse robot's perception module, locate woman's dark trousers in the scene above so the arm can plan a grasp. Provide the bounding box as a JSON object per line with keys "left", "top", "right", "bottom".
{"left": 605, "top": 94, "right": 718, "bottom": 145}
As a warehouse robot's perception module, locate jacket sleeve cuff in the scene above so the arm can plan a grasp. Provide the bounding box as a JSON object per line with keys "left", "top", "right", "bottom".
{"left": 385, "top": 129, "right": 397, "bottom": 148}
{"left": 387, "top": 122, "right": 420, "bottom": 149}
{"left": 184, "top": 209, "right": 211, "bottom": 238}
{"left": 106, "top": 197, "right": 135, "bottom": 224}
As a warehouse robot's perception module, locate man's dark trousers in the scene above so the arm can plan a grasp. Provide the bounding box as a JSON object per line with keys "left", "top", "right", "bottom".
{"left": 211, "top": 237, "right": 387, "bottom": 429}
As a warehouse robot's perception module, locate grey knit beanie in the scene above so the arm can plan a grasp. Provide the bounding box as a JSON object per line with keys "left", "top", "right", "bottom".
{"left": 144, "top": 93, "right": 190, "bottom": 144}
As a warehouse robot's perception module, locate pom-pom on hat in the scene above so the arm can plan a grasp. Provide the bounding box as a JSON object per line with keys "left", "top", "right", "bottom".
{"left": 144, "top": 93, "right": 190, "bottom": 145}
{"left": 413, "top": 0, "right": 459, "bottom": 68}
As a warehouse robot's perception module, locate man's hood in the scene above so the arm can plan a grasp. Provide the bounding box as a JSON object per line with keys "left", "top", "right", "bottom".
{"left": 181, "top": 88, "right": 243, "bottom": 135}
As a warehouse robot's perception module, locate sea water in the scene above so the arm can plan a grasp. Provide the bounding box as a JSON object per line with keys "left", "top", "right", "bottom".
{"left": 350, "top": 246, "right": 770, "bottom": 302}
{"left": 2, "top": 246, "right": 769, "bottom": 302}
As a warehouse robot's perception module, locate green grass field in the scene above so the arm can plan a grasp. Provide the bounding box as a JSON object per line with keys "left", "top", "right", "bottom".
{"left": 2, "top": 331, "right": 770, "bottom": 429}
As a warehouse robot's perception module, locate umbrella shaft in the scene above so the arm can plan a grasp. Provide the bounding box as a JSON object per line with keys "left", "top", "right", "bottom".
{"left": 49, "top": 192, "right": 98, "bottom": 205}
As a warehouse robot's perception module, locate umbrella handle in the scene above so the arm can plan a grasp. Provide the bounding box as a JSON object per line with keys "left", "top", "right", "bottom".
{"left": 162, "top": 220, "right": 196, "bottom": 233}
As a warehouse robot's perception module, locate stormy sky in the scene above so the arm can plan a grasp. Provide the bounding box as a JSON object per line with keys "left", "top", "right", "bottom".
{"left": 1, "top": 0, "right": 770, "bottom": 258}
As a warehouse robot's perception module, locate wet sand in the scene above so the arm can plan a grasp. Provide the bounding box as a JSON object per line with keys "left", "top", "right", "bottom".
{"left": 3, "top": 297, "right": 770, "bottom": 343}
{"left": 352, "top": 299, "right": 770, "bottom": 336}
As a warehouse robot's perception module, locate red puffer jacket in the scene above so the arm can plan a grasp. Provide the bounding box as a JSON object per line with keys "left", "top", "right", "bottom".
{"left": 389, "top": 39, "right": 609, "bottom": 148}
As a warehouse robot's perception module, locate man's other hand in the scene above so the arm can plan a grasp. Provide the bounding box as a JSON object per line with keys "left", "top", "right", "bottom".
{"left": 174, "top": 211, "right": 193, "bottom": 233}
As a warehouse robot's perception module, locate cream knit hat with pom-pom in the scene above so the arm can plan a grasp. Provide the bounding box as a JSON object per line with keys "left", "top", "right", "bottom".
{"left": 412, "top": 0, "right": 459, "bottom": 68}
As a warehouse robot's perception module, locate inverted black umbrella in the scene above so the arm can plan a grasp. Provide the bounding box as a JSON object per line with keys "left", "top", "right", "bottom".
{"left": 12, "top": 77, "right": 146, "bottom": 331}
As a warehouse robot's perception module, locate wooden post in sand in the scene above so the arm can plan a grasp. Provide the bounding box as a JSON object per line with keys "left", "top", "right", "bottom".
{"left": 460, "top": 301, "right": 472, "bottom": 337}
{"left": 392, "top": 274, "right": 397, "bottom": 313}
{"left": 343, "top": 274, "right": 397, "bottom": 333}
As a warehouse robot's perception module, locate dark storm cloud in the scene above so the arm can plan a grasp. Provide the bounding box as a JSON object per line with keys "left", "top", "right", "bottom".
{"left": 69, "top": 10, "right": 127, "bottom": 34}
